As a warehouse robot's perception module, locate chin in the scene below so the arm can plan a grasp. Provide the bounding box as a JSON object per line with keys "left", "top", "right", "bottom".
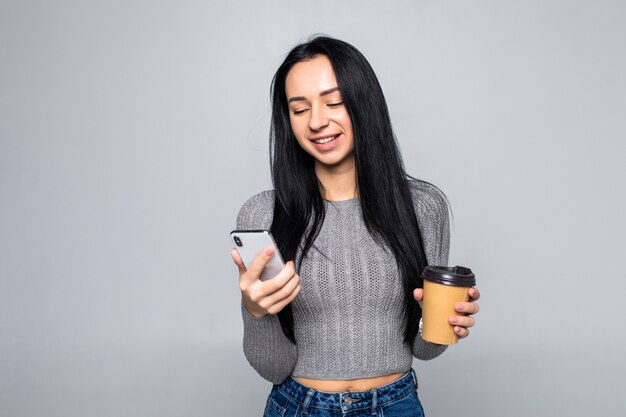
{"left": 315, "top": 156, "right": 349, "bottom": 167}
{"left": 304, "top": 145, "right": 353, "bottom": 168}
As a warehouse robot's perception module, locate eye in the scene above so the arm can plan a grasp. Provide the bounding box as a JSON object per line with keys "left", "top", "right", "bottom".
{"left": 293, "top": 108, "right": 308, "bottom": 115}
{"left": 327, "top": 101, "right": 344, "bottom": 108}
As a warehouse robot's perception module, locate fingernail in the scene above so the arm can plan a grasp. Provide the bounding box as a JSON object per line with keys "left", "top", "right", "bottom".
{"left": 265, "top": 248, "right": 274, "bottom": 256}
{"left": 455, "top": 303, "right": 463, "bottom": 310}
{"left": 450, "top": 317, "right": 458, "bottom": 324}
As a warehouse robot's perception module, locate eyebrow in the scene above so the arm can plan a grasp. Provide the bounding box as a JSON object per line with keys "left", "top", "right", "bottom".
{"left": 288, "top": 86, "right": 340, "bottom": 104}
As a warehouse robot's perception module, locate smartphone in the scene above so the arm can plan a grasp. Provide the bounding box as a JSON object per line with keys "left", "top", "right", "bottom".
{"left": 230, "top": 230, "right": 285, "bottom": 281}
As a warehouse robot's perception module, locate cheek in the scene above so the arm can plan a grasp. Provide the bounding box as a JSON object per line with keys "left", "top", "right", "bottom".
{"left": 289, "top": 118, "right": 308, "bottom": 146}
{"left": 337, "top": 113, "right": 355, "bottom": 148}
{"left": 332, "top": 111, "right": 353, "bottom": 132}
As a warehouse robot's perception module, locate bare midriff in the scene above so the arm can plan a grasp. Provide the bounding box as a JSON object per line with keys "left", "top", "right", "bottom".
{"left": 293, "top": 371, "right": 406, "bottom": 392}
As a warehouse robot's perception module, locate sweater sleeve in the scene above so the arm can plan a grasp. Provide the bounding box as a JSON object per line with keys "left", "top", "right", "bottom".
{"left": 235, "top": 191, "right": 297, "bottom": 384}
{"left": 409, "top": 180, "right": 451, "bottom": 360}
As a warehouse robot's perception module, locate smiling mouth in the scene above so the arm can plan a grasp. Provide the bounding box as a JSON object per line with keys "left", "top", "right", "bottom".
{"left": 310, "top": 134, "right": 340, "bottom": 144}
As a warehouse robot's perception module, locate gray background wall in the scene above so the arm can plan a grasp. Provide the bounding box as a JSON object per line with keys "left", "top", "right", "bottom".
{"left": 1, "top": 1, "right": 625, "bottom": 416}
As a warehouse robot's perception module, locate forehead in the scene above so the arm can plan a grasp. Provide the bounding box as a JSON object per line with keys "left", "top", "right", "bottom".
{"left": 285, "top": 55, "right": 339, "bottom": 98}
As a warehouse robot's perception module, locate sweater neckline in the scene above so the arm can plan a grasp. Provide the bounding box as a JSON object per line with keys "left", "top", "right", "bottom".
{"left": 323, "top": 197, "right": 359, "bottom": 207}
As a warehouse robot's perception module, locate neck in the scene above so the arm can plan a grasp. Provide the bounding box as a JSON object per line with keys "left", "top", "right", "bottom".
{"left": 315, "top": 156, "right": 358, "bottom": 201}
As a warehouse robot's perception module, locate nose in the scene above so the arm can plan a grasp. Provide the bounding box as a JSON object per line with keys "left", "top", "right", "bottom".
{"left": 308, "top": 103, "right": 329, "bottom": 131}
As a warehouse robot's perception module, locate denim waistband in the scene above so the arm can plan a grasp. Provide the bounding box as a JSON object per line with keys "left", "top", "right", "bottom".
{"left": 276, "top": 368, "right": 418, "bottom": 414}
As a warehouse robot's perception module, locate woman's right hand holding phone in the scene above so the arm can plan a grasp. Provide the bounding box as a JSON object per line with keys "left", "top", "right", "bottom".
{"left": 231, "top": 247, "right": 301, "bottom": 318}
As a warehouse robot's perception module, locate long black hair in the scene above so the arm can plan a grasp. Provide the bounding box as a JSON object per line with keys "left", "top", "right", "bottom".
{"left": 269, "top": 35, "right": 441, "bottom": 345}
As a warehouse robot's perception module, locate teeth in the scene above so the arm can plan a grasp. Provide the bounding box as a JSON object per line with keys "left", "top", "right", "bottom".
{"left": 314, "top": 135, "right": 338, "bottom": 144}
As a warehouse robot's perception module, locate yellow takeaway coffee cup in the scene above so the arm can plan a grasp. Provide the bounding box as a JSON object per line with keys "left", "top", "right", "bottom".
{"left": 420, "top": 265, "right": 476, "bottom": 345}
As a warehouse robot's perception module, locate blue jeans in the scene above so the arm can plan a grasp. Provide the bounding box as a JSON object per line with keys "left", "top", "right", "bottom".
{"left": 263, "top": 368, "right": 425, "bottom": 416}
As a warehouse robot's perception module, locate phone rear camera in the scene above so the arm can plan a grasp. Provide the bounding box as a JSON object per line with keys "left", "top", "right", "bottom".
{"left": 234, "top": 236, "right": 242, "bottom": 247}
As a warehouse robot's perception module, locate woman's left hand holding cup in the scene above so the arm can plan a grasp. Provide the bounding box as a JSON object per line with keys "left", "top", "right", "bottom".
{"left": 412, "top": 286, "right": 481, "bottom": 340}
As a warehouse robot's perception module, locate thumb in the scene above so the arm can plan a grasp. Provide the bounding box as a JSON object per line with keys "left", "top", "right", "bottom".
{"left": 413, "top": 288, "right": 424, "bottom": 307}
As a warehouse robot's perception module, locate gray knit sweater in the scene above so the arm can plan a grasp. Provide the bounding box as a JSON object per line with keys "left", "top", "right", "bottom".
{"left": 236, "top": 180, "right": 450, "bottom": 384}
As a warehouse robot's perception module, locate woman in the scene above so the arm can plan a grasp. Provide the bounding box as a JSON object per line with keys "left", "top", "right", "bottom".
{"left": 231, "top": 36, "right": 480, "bottom": 417}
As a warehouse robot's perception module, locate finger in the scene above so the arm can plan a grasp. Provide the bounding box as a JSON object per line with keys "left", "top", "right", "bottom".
{"left": 469, "top": 287, "right": 481, "bottom": 301}
{"left": 231, "top": 249, "right": 246, "bottom": 274}
{"left": 455, "top": 326, "right": 470, "bottom": 338}
{"left": 259, "top": 261, "right": 296, "bottom": 293}
{"left": 244, "top": 246, "right": 276, "bottom": 283}
{"left": 262, "top": 273, "right": 301, "bottom": 311}
{"left": 455, "top": 301, "right": 480, "bottom": 315}
{"left": 449, "top": 315, "right": 476, "bottom": 328}
{"left": 266, "top": 280, "right": 302, "bottom": 315}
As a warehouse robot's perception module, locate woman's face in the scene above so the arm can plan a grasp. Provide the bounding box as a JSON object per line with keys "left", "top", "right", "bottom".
{"left": 284, "top": 55, "right": 355, "bottom": 169}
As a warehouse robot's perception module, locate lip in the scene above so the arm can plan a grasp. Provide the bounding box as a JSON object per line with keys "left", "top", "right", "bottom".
{"left": 309, "top": 133, "right": 341, "bottom": 141}
{"left": 310, "top": 133, "right": 342, "bottom": 151}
